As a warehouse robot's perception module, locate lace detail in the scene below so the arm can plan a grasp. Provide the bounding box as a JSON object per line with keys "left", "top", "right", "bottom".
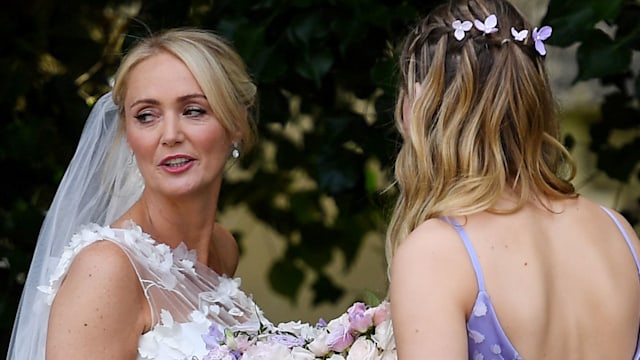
{"left": 138, "top": 310, "right": 212, "bottom": 360}
{"left": 37, "top": 222, "right": 196, "bottom": 304}
{"left": 38, "top": 222, "right": 263, "bottom": 360}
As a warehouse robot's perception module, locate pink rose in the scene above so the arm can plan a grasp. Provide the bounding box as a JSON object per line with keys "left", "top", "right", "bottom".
{"left": 347, "top": 302, "right": 373, "bottom": 334}
{"left": 367, "top": 301, "right": 391, "bottom": 327}
{"left": 327, "top": 323, "right": 355, "bottom": 353}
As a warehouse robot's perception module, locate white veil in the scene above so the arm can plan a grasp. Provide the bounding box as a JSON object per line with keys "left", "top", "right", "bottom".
{"left": 7, "top": 92, "right": 144, "bottom": 359}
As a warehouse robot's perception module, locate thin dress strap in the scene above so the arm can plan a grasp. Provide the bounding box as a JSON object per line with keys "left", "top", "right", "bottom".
{"left": 599, "top": 206, "right": 640, "bottom": 360}
{"left": 441, "top": 217, "right": 486, "bottom": 291}
{"left": 600, "top": 206, "right": 640, "bottom": 275}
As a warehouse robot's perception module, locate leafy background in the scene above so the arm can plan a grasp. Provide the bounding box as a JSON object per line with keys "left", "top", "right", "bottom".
{"left": 1, "top": 0, "right": 638, "bottom": 355}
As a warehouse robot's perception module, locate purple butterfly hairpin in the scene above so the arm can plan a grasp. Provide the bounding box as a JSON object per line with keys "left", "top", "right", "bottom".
{"left": 474, "top": 14, "right": 498, "bottom": 34}
{"left": 510, "top": 27, "right": 528, "bottom": 42}
{"left": 451, "top": 13, "right": 553, "bottom": 56}
{"left": 452, "top": 19, "right": 473, "bottom": 41}
{"left": 532, "top": 26, "right": 552, "bottom": 56}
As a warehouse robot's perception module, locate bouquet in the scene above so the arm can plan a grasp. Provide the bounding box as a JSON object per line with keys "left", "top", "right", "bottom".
{"left": 200, "top": 300, "right": 396, "bottom": 360}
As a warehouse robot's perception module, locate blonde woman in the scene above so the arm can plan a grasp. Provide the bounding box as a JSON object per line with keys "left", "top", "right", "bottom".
{"left": 8, "top": 28, "right": 263, "bottom": 360}
{"left": 387, "top": 0, "right": 640, "bottom": 358}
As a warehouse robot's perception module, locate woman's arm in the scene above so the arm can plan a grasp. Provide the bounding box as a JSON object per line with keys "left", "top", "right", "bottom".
{"left": 47, "top": 240, "right": 149, "bottom": 360}
{"left": 389, "top": 219, "right": 475, "bottom": 359}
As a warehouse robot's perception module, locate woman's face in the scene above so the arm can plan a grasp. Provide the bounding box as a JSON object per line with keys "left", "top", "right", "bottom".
{"left": 123, "top": 52, "right": 234, "bottom": 198}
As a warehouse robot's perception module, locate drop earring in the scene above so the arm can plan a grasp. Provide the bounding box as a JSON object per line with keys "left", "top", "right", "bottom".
{"left": 231, "top": 142, "right": 241, "bottom": 159}
{"left": 127, "top": 151, "right": 135, "bottom": 167}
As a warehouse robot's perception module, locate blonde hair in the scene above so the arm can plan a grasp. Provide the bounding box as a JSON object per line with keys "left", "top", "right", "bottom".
{"left": 112, "top": 28, "right": 257, "bottom": 152}
{"left": 386, "top": 0, "right": 576, "bottom": 272}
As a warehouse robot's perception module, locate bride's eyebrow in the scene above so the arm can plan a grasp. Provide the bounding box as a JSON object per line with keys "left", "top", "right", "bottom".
{"left": 177, "top": 93, "right": 207, "bottom": 102}
{"left": 128, "top": 94, "right": 207, "bottom": 109}
{"left": 129, "top": 98, "right": 158, "bottom": 109}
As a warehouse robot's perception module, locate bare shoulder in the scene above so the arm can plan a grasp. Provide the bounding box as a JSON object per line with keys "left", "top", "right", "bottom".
{"left": 211, "top": 223, "right": 239, "bottom": 276}
{"left": 47, "top": 240, "right": 147, "bottom": 358}
{"left": 394, "top": 217, "right": 467, "bottom": 263}
{"left": 55, "top": 240, "right": 146, "bottom": 313}
{"left": 70, "top": 240, "right": 136, "bottom": 278}
{"left": 592, "top": 201, "right": 639, "bottom": 241}
{"left": 571, "top": 196, "right": 639, "bottom": 240}
{"left": 391, "top": 216, "right": 476, "bottom": 304}
{"left": 390, "top": 217, "right": 477, "bottom": 358}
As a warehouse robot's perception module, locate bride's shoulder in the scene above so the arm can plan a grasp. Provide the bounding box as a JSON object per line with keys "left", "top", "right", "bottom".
{"left": 40, "top": 223, "right": 147, "bottom": 304}
{"left": 48, "top": 238, "right": 150, "bottom": 343}
{"left": 67, "top": 239, "right": 139, "bottom": 287}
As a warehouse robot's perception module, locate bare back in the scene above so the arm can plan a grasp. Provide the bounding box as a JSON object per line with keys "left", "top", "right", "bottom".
{"left": 390, "top": 195, "right": 640, "bottom": 359}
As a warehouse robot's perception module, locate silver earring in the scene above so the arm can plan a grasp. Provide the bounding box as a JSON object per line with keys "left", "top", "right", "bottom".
{"left": 231, "top": 142, "right": 240, "bottom": 159}
{"left": 127, "top": 151, "right": 135, "bottom": 167}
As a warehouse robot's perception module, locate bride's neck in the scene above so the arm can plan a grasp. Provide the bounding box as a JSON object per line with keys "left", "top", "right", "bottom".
{"left": 116, "top": 191, "right": 218, "bottom": 253}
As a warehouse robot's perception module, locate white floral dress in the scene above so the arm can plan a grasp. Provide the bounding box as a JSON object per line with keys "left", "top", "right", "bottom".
{"left": 39, "top": 222, "right": 263, "bottom": 360}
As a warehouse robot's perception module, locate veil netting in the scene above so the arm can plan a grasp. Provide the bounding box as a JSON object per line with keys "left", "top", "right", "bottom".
{"left": 7, "top": 92, "right": 264, "bottom": 360}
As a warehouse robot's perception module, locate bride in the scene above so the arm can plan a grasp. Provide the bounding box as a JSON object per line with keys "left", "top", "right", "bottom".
{"left": 7, "top": 28, "right": 263, "bottom": 359}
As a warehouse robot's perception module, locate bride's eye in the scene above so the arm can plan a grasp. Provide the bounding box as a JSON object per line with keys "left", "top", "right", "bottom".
{"left": 134, "top": 112, "right": 154, "bottom": 124}
{"left": 184, "top": 107, "right": 206, "bottom": 117}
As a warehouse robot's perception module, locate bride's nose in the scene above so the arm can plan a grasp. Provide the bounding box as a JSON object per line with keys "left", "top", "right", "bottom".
{"left": 161, "top": 115, "right": 184, "bottom": 146}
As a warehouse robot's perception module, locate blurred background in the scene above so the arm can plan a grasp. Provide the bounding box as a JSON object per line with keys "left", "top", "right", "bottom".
{"left": 1, "top": 0, "right": 638, "bottom": 355}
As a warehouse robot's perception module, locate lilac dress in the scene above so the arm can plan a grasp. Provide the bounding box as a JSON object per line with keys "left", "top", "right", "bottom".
{"left": 445, "top": 206, "right": 640, "bottom": 360}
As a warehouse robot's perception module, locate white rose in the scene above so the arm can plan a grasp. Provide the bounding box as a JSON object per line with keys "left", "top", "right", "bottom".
{"left": 371, "top": 319, "right": 395, "bottom": 351}
{"left": 346, "top": 337, "right": 379, "bottom": 360}
{"left": 290, "top": 346, "right": 317, "bottom": 360}
{"left": 241, "top": 341, "right": 292, "bottom": 360}
{"left": 380, "top": 349, "right": 397, "bottom": 360}
{"left": 307, "top": 330, "right": 330, "bottom": 356}
{"left": 277, "top": 321, "right": 315, "bottom": 338}
{"left": 327, "top": 354, "right": 346, "bottom": 360}
{"left": 326, "top": 313, "right": 350, "bottom": 332}
{"left": 205, "top": 346, "right": 237, "bottom": 360}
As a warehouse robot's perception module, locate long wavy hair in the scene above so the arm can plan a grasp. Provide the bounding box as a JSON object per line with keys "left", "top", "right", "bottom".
{"left": 386, "top": 0, "right": 576, "bottom": 272}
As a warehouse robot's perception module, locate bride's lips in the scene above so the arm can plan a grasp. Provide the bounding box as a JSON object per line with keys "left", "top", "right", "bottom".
{"left": 159, "top": 154, "right": 195, "bottom": 173}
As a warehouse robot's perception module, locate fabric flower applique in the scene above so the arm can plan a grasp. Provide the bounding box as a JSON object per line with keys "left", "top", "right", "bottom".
{"left": 532, "top": 25, "right": 552, "bottom": 55}
{"left": 452, "top": 19, "right": 473, "bottom": 41}
{"left": 472, "top": 300, "right": 488, "bottom": 317}
{"left": 468, "top": 327, "right": 486, "bottom": 344}
{"left": 510, "top": 27, "right": 528, "bottom": 42}
{"left": 474, "top": 14, "right": 498, "bottom": 34}
{"left": 138, "top": 309, "right": 212, "bottom": 360}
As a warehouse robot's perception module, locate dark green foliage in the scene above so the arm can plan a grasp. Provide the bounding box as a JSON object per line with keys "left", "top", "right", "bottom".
{"left": 543, "top": 0, "right": 640, "bottom": 215}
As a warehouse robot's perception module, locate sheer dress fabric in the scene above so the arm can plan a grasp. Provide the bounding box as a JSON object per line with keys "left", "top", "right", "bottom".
{"left": 7, "top": 93, "right": 263, "bottom": 359}
{"left": 40, "top": 222, "right": 264, "bottom": 359}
